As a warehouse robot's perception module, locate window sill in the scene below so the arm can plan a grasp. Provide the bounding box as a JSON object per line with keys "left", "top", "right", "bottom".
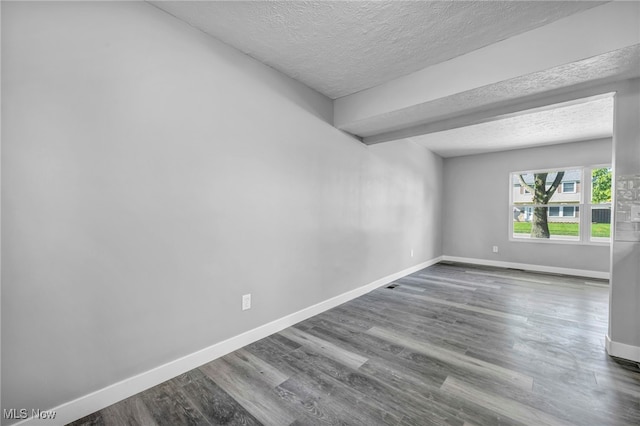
{"left": 509, "top": 236, "right": 610, "bottom": 246}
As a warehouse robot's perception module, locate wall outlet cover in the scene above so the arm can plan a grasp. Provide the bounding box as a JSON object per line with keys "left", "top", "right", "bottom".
{"left": 242, "top": 294, "right": 251, "bottom": 311}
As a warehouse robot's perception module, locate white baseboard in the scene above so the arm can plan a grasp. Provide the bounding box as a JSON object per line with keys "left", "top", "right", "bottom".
{"left": 441, "top": 255, "right": 610, "bottom": 280}
{"left": 14, "top": 256, "right": 443, "bottom": 426}
{"left": 606, "top": 335, "right": 640, "bottom": 363}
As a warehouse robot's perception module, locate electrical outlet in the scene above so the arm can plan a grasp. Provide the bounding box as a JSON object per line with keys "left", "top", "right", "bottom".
{"left": 492, "top": 246, "right": 499, "bottom": 253}
{"left": 410, "top": 249, "right": 414, "bottom": 257}
{"left": 242, "top": 294, "right": 251, "bottom": 311}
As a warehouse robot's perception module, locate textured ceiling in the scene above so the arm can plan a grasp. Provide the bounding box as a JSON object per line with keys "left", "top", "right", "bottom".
{"left": 358, "top": 45, "right": 640, "bottom": 142}
{"left": 150, "top": 1, "right": 605, "bottom": 99}
{"left": 410, "top": 96, "right": 614, "bottom": 158}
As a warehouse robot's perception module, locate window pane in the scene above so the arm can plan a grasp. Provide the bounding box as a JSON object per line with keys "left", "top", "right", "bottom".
{"left": 591, "top": 205, "right": 611, "bottom": 242}
{"left": 512, "top": 205, "right": 579, "bottom": 241}
{"left": 591, "top": 167, "right": 612, "bottom": 203}
{"left": 513, "top": 169, "right": 581, "bottom": 205}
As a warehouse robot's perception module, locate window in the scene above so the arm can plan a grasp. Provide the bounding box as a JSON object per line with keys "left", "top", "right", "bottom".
{"left": 590, "top": 167, "right": 612, "bottom": 242}
{"left": 511, "top": 166, "right": 610, "bottom": 243}
{"left": 547, "top": 205, "right": 577, "bottom": 218}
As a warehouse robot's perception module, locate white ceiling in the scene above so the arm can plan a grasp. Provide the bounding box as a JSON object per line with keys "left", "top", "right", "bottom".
{"left": 149, "top": 1, "right": 624, "bottom": 157}
{"left": 410, "top": 95, "right": 614, "bottom": 157}
{"left": 354, "top": 45, "right": 639, "bottom": 141}
{"left": 150, "top": 1, "right": 605, "bottom": 99}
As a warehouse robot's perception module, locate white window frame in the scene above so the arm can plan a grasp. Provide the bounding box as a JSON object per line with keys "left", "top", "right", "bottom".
{"left": 562, "top": 181, "right": 576, "bottom": 193}
{"left": 561, "top": 206, "right": 577, "bottom": 218}
{"left": 509, "top": 165, "right": 610, "bottom": 245}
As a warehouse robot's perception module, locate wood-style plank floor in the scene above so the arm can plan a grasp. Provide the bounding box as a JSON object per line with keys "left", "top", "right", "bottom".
{"left": 70, "top": 262, "right": 640, "bottom": 425}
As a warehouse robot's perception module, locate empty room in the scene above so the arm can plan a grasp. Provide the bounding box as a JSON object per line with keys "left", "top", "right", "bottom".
{"left": 2, "top": 1, "right": 639, "bottom": 425}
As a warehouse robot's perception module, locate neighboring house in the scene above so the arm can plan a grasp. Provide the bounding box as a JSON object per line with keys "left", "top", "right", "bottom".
{"left": 512, "top": 170, "right": 581, "bottom": 223}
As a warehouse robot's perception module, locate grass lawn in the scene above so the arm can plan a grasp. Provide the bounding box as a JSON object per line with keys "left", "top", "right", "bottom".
{"left": 513, "top": 222, "right": 610, "bottom": 237}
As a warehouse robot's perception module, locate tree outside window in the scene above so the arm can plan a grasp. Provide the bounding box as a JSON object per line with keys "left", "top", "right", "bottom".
{"left": 511, "top": 166, "right": 610, "bottom": 243}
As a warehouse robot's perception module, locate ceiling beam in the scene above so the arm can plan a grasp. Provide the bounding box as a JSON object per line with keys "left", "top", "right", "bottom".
{"left": 335, "top": 1, "right": 640, "bottom": 141}
{"left": 362, "top": 77, "right": 625, "bottom": 146}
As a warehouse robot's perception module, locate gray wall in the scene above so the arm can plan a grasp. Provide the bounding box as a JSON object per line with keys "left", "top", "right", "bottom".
{"left": 442, "top": 138, "right": 612, "bottom": 273}
{"left": 1, "top": 1, "right": 443, "bottom": 417}
{"left": 609, "top": 79, "right": 640, "bottom": 354}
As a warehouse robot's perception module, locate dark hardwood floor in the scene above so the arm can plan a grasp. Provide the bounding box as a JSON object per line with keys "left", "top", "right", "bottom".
{"left": 70, "top": 262, "right": 640, "bottom": 425}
